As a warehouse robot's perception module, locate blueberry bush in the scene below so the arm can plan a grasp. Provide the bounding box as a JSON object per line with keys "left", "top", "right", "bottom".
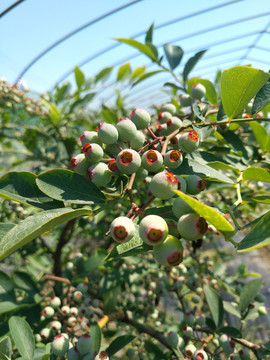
{"left": 0, "top": 25, "right": 270, "bottom": 360}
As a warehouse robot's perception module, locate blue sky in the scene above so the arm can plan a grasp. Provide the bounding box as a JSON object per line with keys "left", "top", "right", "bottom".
{"left": 1, "top": 0, "right": 270, "bottom": 109}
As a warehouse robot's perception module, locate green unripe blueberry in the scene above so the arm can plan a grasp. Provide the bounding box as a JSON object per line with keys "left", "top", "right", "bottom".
{"left": 183, "top": 326, "right": 193, "bottom": 337}
{"left": 61, "top": 305, "right": 70, "bottom": 316}
{"left": 116, "top": 118, "right": 137, "bottom": 142}
{"left": 139, "top": 215, "right": 168, "bottom": 245}
{"left": 184, "top": 313, "right": 195, "bottom": 326}
{"left": 172, "top": 197, "right": 194, "bottom": 218}
{"left": 50, "top": 296, "right": 61, "bottom": 309}
{"left": 97, "top": 122, "right": 118, "bottom": 144}
{"left": 73, "top": 290, "right": 83, "bottom": 303}
{"left": 190, "top": 83, "right": 206, "bottom": 100}
{"left": 165, "top": 218, "right": 180, "bottom": 237}
{"left": 77, "top": 282, "right": 88, "bottom": 294}
{"left": 110, "top": 216, "right": 135, "bottom": 242}
{"left": 178, "top": 131, "right": 200, "bottom": 153}
{"left": 130, "top": 130, "right": 145, "bottom": 150}
{"left": 42, "top": 306, "right": 55, "bottom": 318}
{"left": 40, "top": 328, "right": 51, "bottom": 340}
{"left": 258, "top": 305, "right": 268, "bottom": 315}
{"left": 193, "top": 349, "right": 208, "bottom": 360}
{"left": 70, "top": 307, "right": 79, "bottom": 316}
{"left": 135, "top": 167, "right": 148, "bottom": 181}
{"left": 50, "top": 320, "right": 62, "bottom": 332}
{"left": 161, "top": 103, "right": 176, "bottom": 115}
{"left": 116, "top": 149, "right": 141, "bottom": 175}
{"left": 142, "top": 150, "right": 163, "bottom": 172}
{"left": 92, "top": 298, "right": 99, "bottom": 308}
{"left": 166, "top": 117, "right": 183, "bottom": 134}
{"left": 153, "top": 235, "right": 183, "bottom": 266}
{"left": 176, "top": 175, "right": 187, "bottom": 192}
{"left": 77, "top": 334, "right": 93, "bottom": 355}
{"left": 70, "top": 154, "right": 90, "bottom": 175}
{"left": 177, "top": 213, "right": 208, "bottom": 241}
{"left": 179, "top": 93, "right": 193, "bottom": 107}
{"left": 82, "top": 352, "right": 95, "bottom": 360}
{"left": 185, "top": 344, "right": 197, "bottom": 358}
{"left": 86, "top": 162, "right": 112, "bottom": 186}
{"left": 186, "top": 175, "right": 206, "bottom": 195}
{"left": 239, "top": 348, "right": 250, "bottom": 360}
{"left": 219, "top": 334, "right": 235, "bottom": 355}
{"left": 80, "top": 131, "right": 101, "bottom": 146}
{"left": 158, "top": 111, "right": 172, "bottom": 124}
{"left": 130, "top": 108, "right": 151, "bottom": 129}
{"left": 81, "top": 143, "right": 104, "bottom": 163}
{"left": 254, "top": 293, "right": 265, "bottom": 303}
{"left": 166, "top": 331, "right": 181, "bottom": 348}
{"left": 164, "top": 150, "right": 183, "bottom": 169}
{"left": 149, "top": 171, "right": 178, "bottom": 200}
{"left": 67, "top": 316, "right": 77, "bottom": 327}
{"left": 51, "top": 334, "right": 70, "bottom": 356}
{"left": 67, "top": 347, "right": 81, "bottom": 360}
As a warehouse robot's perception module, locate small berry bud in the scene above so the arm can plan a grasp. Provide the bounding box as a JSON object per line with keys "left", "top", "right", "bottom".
{"left": 42, "top": 306, "right": 55, "bottom": 318}
{"left": 153, "top": 235, "right": 183, "bottom": 266}
{"left": 110, "top": 216, "right": 135, "bottom": 242}
{"left": 61, "top": 305, "right": 70, "bottom": 316}
{"left": 161, "top": 103, "right": 177, "bottom": 115}
{"left": 97, "top": 122, "right": 118, "bottom": 144}
{"left": 185, "top": 344, "right": 197, "bottom": 357}
{"left": 178, "top": 131, "right": 200, "bottom": 153}
{"left": 166, "top": 331, "right": 180, "bottom": 348}
{"left": 130, "top": 130, "right": 145, "bottom": 150}
{"left": 50, "top": 320, "right": 62, "bottom": 332}
{"left": 81, "top": 143, "right": 103, "bottom": 163}
{"left": 193, "top": 349, "right": 208, "bottom": 360}
{"left": 116, "top": 118, "right": 137, "bottom": 142}
{"left": 50, "top": 296, "right": 61, "bottom": 308}
{"left": 67, "top": 316, "right": 77, "bottom": 327}
{"left": 130, "top": 108, "right": 151, "bottom": 129}
{"left": 142, "top": 150, "right": 163, "bottom": 172}
{"left": 164, "top": 150, "right": 183, "bottom": 169}
{"left": 149, "top": 171, "right": 178, "bottom": 200}
{"left": 139, "top": 215, "right": 168, "bottom": 245}
{"left": 166, "top": 117, "right": 183, "bottom": 134}
{"left": 51, "top": 334, "right": 69, "bottom": 357}
{"left": 80, "top": 131, "right": 101, "bottom": 146}
{"left": 86, "top": 162, "right": 112, "bottom": 186}
{"left": 186, "top": 175, "right": 206, "bottom": 195}
{"left": 116, "top": 149, "right": 141, "bottom": 175}
{"left": 70, "top": 307, "right": 79, "bottom": 316}
{"left": 177, "top": 213, "right": 208, "bottom": 241}
{"left": 73, "top": 290, "right": 83, "bottom": 303}
{"left": 40, "top": 328, "right": 51, "bottom": 340}
{"left": 158, "top": 111, "right": 171, "bottom": 124}
{"left": 77, "top": 334, "right": 93, "bottom": 355}
{"left": 70, "top": 154, "right": 90, "bottom": 175}
{"left": 191, "top": 83, "right": 206, "bottom": 100}
{"left": 179, "top": 93, "right": 193, "bottom": 107}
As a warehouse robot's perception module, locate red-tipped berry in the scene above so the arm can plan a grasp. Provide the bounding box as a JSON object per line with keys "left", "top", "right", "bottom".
{"left": 130, "top": 108, "right": 151, "bottom": 129}
{"left": 178, "top": 131, "right": 200, "bottom": 153}
{"left": 153, "top": 235, "right": 183, "bottom": 266}
{"left": 86, "top": 162, "right": 112, "bottom": 186}
{"left": 179, "top": 93, "right": 193, "bottom": 107}
{"left": 70, "top": 154, "right": 90, "bottom": 175}
{"left": 139, "top": 215, "right": 168, "bottom": 245}
{"left": 149, "top": 171, "right": 178, "bottom": 200}
{"left": 77, "top": 334, "right": 93, "bottom": 355}
{"left": 51, "top": 334, "right": 69, "bottom": 357}
{"left": 177, "top": 213, "right": 208, "bottom": 241}
{"left": 164, "top": 150, "right": 183, "bottom": 169}
{"left": 80, "top": 131, "right": 101, "bottom": 146}
{"left": 81, "top": 143, "right": 103, "bottom": 163}
{"left": 186, "top": 175, "right": 206, "bottom": 195}
{"left": 191, "top": 83, "right": 206, "bottom": 100}
{"left": 116, "top": 149, "right": 141, "bottom": 175}
{"left": 142, "top": 150, "right": 163, "bottom": 172}
{"left": 116, "top": 118, "right": 137, "bottom": 142}
{"left": 97, "top": 122, "right": 118, "bottom": 144}
{"left": 161, "top": 103, "right": 176, "bottom": 115}
{"left": 110, "top": 216, "right": 135, "bottom": 242}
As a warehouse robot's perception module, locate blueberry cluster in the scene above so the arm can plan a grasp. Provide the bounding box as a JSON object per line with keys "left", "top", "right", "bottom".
{"left": 71, "top": 89, "right": 212, "bottom": 267}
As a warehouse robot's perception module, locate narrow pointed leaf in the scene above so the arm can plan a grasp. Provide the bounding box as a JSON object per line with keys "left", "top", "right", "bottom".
{"left": 239, "top": 278, "right": 263, "bottom": 312}
{"left": 238, "top": 211, "right": 270, "bottom": 252}
{"left": 252, "top": 78, "right": 270, "bottom": 115}
{"left": 220, "top": 66, "right": 270, "bottom": 119}
{"left": 183, "top": 50, "right": 207, "bottom": 82}
{"left": 188, "top": 78, "right": 218, "bottom": 104}
{"left": 145, "top": 23, "right": 154, "bottom": 43}
{"left": 117, "top": 62, "right": 131, "bottom": 81}
{"left": 174, "top": 191, "right": 234, "bottom": 232}
{"left": 250, "top": 121, "right": 270, "bottom": 152}
{"left": 95, "top": 66, "right": 113, "bottom": 83}
{"left": 204, "top": 285, "right": 224, "bottom": 328}
{"left": 106, "top": 335, "right": 135, "bottom": 357}
{"left": 74, "top": 66, "right": 85, "bottom": 88}
{"left": 163, "top": 43, "right": 183, "bottom": 70}
{"left": 130, "top": 66, "right": 146, "bottom": 82}
{"left": 0, "top": 207, "right": 92, "bottom": 260}
{"left": 36, "top": 169, "right": 106, "bottom": 204}
{"left": 9, "top": 316, "right": 35, "bottom": 360}
{"left": 242, "top": 167, "right": 270, "bottom": 183}
{"left": 114, "top": 38, "right": 158, "bottom": 62}
{"left": 0, "top": 337, "right": 12, "bottom": 359}
{"left": 0, "top": 172, "right": 63, "bottom": 210}
{"left": 90, "top": 323, "right": 101, "bottom": 354}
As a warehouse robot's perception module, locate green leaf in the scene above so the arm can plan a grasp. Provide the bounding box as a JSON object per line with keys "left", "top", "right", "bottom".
{"left": 163, "top": 43, "right": 183, "bottom": 70}
{"left": 13, "top": 272, "right": 38, "bottom": 294}
{"left": 146, "top": 42, "right": 159, "bottom": 60}
{"left": 250, "top": 195, "right": 270, "bottom": 204}
{"left": 95, "top": 66, "right": 113, "bottom": 83}
{"left": 0, "top": 271, "right": 15, "bottom": 293}
{"left": 192, "top": 104, "right": 205, "bottom": 121}
{"left": 145, "top": 341, "right": 165, "bottom": 359}
{"left": 220, "top": 66, "right": 270, "bottom": 119}
{"left": 174, "top": 191, "right": 234, "bottom": 232}
{"left": 223, "top": 301, "right": 241, "bottom": 318}
{"left": 204, "top": 285, "right": 224, "bottom": 328}
{"left": 9, "top": 317, "right": 35, "bottom": 360}
{"left": 0, "top": 337, "right": 12, "bottom": 360}
{"left": 145, "top": 23, "right": 154, "bottom": 43}
{"left": 0, "top": 172, "right": 64, "bottom": 210}
{"left": 252, "top": 78, "right": 270, "bottom": 115}
{"left": 238, "top": 211, "right": 270, "bottom": 252}
{"left": 132, "top": 70, "right": 166, "bottom": 87}
{"left": 250, "top": 121, "right": 270, "bottom": 152}
{"left": 188, "top": 78, "right": 218, "bottom": 104}
{"left": 74, "top": 66, "right": 85, "bottom": 88}
{"left": 69, "top": 93, "right": 95, "bottom": 113}
{"left": 103, "top": 286, "right": 120, "bottom": 314}
{"left": 207, "top": 161, "right": 239, "bottom": 173}
{"left": 117, "top": 62, "right": 131, "bottom": 81}
{"left": 114, "top": 38, "right": 158, "bottom": 62}
{"left": 173, "top": 158, "right": 235, "bottom": 184}
{"left": 219, "top": 326, "right": 242, "bottom": 338}
{"left": 100, "top": 109, "right": 118, "bottom": 125}
{"left": 41, "top": 99, "right": 61, "bottom": 125}
{"left": 242, "top": 167, "right": 270, "bottom": 183}
{"left": 239, "top": 278, "right": 263, "bottom": 313}
{"left": 106, "top": 335, "right": 135, "bottom": 357}
{"left": 130, "top": 66, "right": 146, "bottom": 83}
{"left": 183, "top": 50, "right": 207, "bottom": 82}
{"left": 221, "top": 130, "right": 248, "bottom": 160}
{"left": 90, "top": 323, "right": 101, "bottom": 354}
{"left": 0, "top": 207, "right": 92, "bottom": 261}
{"left": 0, "top": 301, "right": 30, "bottom": 315}
{"left": 36, "top": 169, "right": 106, "bottom": 205}
{"left": 163, "top": 82, "right": 184, "bottom": 91}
